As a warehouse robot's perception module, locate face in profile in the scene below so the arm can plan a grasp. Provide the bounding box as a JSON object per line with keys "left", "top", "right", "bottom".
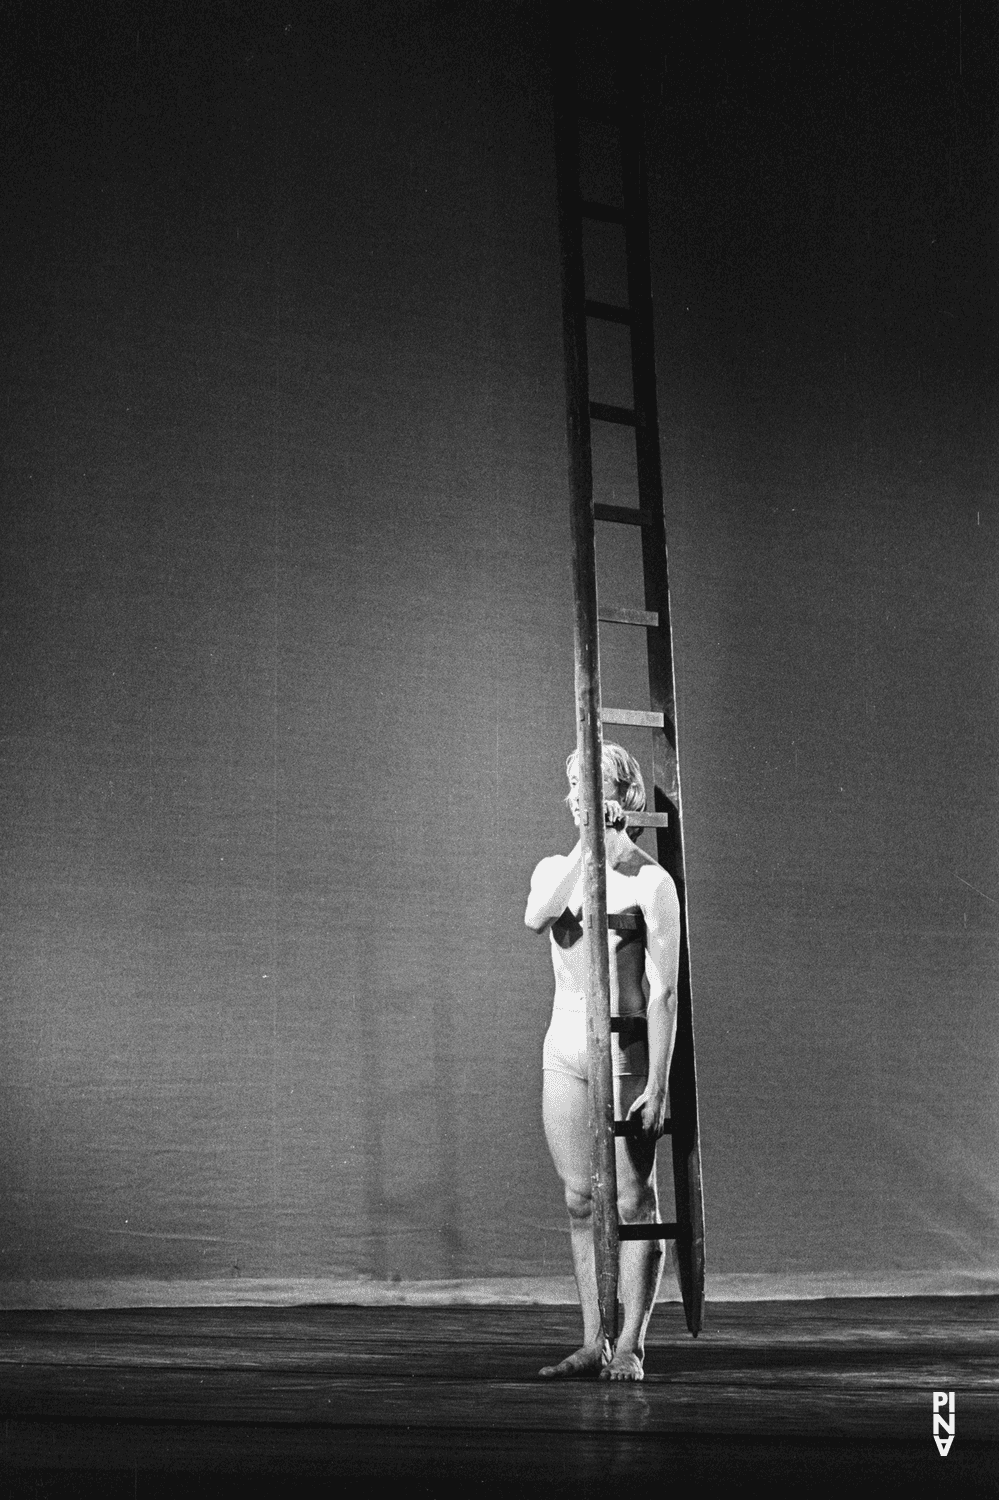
{"left": 566, "top": 766, "right": 622, "bottom": 828}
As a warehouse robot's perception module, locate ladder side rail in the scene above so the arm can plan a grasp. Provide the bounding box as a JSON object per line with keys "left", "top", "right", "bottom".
{"left": 552, "top": 23, "right": 620, "bottom": 1346}
{"left": 618, "top": 92, "right": 679, "bottom": 798}
{"left": 618, "top": 60, "right": 707, "bottom": 1337}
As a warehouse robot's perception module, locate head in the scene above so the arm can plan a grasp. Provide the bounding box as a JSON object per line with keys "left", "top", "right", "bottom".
{"left": 565, "top": 742, "right": 646, "bottom": 838}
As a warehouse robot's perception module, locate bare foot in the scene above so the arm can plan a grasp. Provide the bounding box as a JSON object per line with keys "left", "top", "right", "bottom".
{"left": 600, "top": 1348, "right": 644, "bottom": 1382}
{"left": 539, "top": 1340, "right": 610, "bottom": 1379}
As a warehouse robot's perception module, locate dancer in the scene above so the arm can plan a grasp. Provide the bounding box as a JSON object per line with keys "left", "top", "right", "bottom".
{"left": 525, "top": 744, "right": 679, "bottom": 1381}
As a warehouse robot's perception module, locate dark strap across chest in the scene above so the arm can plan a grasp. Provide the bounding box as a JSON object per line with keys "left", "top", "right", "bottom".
{"left": 551, "top": 906, "right": 645, "bottom": 951}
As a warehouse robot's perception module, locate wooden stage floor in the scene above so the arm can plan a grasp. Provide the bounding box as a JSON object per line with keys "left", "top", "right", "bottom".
{"left": 1, "top": 1298, "right": 996, "bottom": 1497}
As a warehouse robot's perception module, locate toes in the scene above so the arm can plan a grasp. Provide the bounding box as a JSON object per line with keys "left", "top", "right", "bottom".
{"left": 599, "top": 1356, "right": 644, "bottom": 1382}
{"left": 539, "top": 1347, "right": 606, "bottom": 1380}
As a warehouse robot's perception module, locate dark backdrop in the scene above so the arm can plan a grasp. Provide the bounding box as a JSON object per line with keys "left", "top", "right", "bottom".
{"left": 2, "top": 1, "right": 996, "bottom": 1293}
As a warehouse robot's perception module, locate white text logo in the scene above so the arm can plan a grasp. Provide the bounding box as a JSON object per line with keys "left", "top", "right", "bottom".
{"left": 932, "top": 1390, "right": 955, "bottom": 1456}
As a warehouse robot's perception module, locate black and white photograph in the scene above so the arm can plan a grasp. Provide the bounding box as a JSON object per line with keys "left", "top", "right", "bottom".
{"left": 2, "top": 1, "right": 997, "bottom": 1494}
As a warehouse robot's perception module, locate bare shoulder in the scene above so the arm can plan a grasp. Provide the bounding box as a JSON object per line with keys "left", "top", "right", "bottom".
{"left": 635, "top": 857, "right": 679, "bottom": 920}
{"left": 614, "top": 842, "right": 662, "bottom": 879}
{"left": 612, "top": 843, "right": 677, "bottom": 908}
{"left": 530, "top": 853, "right": 569, "bottom": 883}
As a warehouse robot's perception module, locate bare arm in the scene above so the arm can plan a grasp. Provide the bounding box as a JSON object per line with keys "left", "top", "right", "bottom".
{"left": 524, "top": 799, "right": 633, "bottom": 934}
{"left": 524, "top": 846, "right": 583, "bottom": 933}
{"left": 627, "top": 868, "right": 680, "bottom": 1137}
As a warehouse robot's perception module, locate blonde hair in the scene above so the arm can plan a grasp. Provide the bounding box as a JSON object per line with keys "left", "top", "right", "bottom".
{"left": 565, "top": 742, "right": 646, "bottom": 837}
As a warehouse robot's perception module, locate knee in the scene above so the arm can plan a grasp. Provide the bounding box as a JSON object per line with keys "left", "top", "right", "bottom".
{"left": 617, "top": 1180, "right": 657, "bottom": 1225}
{"left": 564, "top": 1180, "right": 592, "bottom": 1223}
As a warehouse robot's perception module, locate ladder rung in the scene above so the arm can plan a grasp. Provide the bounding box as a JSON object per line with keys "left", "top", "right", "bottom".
{"left": 593, "top": 504, "right": 655, "bottom": 528}
{"left": 613, "top": 1120, "right": 673, "bottom": 1137}
{"left": 581, "top": 200, "right": 626, "bottom": 224}
{"left": 607, "top": 913, "right": 643, "bottom": 933}
{"left": 589, "top": 401, "right": 636, "bottom": 427}
{"left": 602, "top": 707, "right": 665, "bottom": 728}
{"left": 618, "top": 1222, "right": 678, "bottom": 1241}
{"left": 623, "top": 810, "right": 669, "bottom": 828}
{"left": 585, "top": 299, "right": 632, "bottom": 325}
{"left": 599, "top": 605, "right": 659, "bottom": 628}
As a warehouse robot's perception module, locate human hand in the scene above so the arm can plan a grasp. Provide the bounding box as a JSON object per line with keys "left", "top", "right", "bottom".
{"left": 603, "top": 798, "right": 627, "bottom": 830}
{"left": 625, "top": 1085, "right": 669, "bottom": 1140}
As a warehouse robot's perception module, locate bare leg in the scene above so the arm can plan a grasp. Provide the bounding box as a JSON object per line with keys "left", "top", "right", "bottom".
{"left": 601, "top": 1075, "right": 665, "bottom": 1382}
{"left": 540, "top": 1070, "right": 610, "bottom": 1377}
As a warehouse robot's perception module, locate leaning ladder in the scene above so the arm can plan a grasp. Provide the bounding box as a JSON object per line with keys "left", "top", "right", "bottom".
{"left": 553, "top": 12, "right": 706, "bottom": 1340}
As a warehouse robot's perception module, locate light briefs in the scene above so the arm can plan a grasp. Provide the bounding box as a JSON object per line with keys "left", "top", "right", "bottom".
{"left": 543, "top": 1006, "right": 649, "bottom": 1081}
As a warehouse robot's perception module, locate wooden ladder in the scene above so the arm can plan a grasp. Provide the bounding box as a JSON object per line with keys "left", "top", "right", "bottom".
{"left": 552, "top": 2, "right": 706, "bottom": 1340}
